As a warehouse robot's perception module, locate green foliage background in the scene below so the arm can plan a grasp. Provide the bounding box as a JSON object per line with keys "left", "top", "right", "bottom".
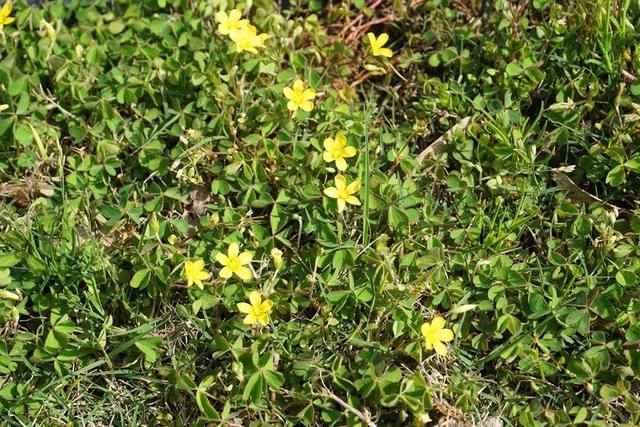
{"left": 1, "top": 0, "right": 640, "bottom": 425}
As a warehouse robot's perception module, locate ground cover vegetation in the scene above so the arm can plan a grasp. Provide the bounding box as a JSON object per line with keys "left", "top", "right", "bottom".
{"left": 1, "top": 0, "right": 640, "bottom": 425}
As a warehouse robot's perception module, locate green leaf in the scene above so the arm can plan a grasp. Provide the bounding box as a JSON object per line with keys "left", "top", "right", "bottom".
{"left": 600, "top": 384, "right": 622, "bottom": 400}
{"left": 130, "top": 269, "right": 151, "bottom": 288}
{"left": 263, "top": 370, "right": 284, "bottom": 389}
{"left": 606, "top": 165, "right": 625, "bottom": 186}
{"left": 8, "top": 78, "right": 27, "bottom": 97}
{"left": 506, "top": 63, "right": 523, "bottom": 76}
{"left": 626, "top": 326, "right": 640, "bottom": 342}
{"left": 134, "top": 337, "right": 163, "bottom": 364}
{"left": 625, "top": 157, "right": 640, "bottom": 173}
{"left": 242, "top": 372, "right": 263, "bottom": 403}
{"left": 616, "top": 270, "right": 636, "bottom": 287}
{"left": 175, "top": 374, "right": 197, "bottom": 391}
{"left": 196, "top": 389, "right": 220, "bottom": 419}
{"left": 0, "top": 252, "right": 21, "bottom": 268}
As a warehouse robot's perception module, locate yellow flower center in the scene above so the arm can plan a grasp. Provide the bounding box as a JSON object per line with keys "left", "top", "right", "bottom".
{"left": 226, "top": 255, "right": 241, "bottom": 271}
{"left": 291, "top": 88, "right": 307, "bottom": 106}
{"left": 337, "top": 187, "right": 350, "bottom": 201}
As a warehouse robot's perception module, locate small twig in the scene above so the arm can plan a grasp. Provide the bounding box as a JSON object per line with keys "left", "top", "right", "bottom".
{"left": 341, "top": 0, "right": 386, "bottom": 42}
{"left": 350, "top": 71, "right": 378, "bottom": 88}
{"left": 347, "top": 15, "right": 395, "bottom": 45}
{"left": 313, "top": 372, "right": 377, "bottom": 427}
{"left": 315, "top": 388, "right": 377, "bottom": 427}
{"left": 389, "top": 63, "right": 407, "bottom": 82}
{"left": 621, "top": 69, "right": 638, "bottom": 82}
{"left": 416, "top": 117, "right": 472, "bottom": 164}
{"left": 339, "top": 14, "right": 363, "bottom": 39}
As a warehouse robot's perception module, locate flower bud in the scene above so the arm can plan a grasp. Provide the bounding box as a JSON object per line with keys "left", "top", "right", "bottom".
{"left": 0, "top": 289, "right": 21, "bottom": 301}
{"left": 40, "top": 19, "right": 56, "bottom": 42}
{"left": 149, "top": 212, "right": 160, "bottom": 236}
{"left": 271, "top": 248, "right": 283, "bottom": 270}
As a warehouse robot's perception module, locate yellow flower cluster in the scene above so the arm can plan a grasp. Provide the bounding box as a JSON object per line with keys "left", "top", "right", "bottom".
{"left": 215, "top": 9, "right": 268, "bottom": 54}
{"left": 182, "top": 13, "right": 439, "bottom": 347}
{"left": 182, "top": 242, "right": 276, "bottom": 327}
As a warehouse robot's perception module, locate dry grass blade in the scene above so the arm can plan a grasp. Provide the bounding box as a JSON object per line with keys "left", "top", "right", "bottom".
{"left": 0, "top": 179, "right": 55, "bottom": 207}
{"left": 552, "top": 170, "right": 629, "bottom": 216}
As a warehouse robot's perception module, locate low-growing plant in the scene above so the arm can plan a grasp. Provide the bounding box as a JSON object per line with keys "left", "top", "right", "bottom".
{"left": 0, "top": 0, "right": 639, "bottom": 425}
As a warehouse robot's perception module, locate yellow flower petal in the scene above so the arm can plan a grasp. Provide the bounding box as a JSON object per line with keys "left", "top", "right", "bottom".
{"left": 423, "top": 337, "right": 433, "bottom": 350}
{"left": 300, "top": 101, "right": 314, "bottom": 112}
{"left": 377, "top": 33, "right": 389, "bottom": 46}
{"left": 346, "top": 195, "right": 360, "bottom": 206}
{"left": 283, "top": 86, "right": 293, "bottom": 99}
{"left": 379, "top": 48, "right": 393, "bottom": 58}
{"left": 237, "top": 302, "right": 253, "bottom": 314}
{"left": 431, "top": 316, "right": 446, "bottom": 330}
{"left": 421, "top": 323, "right": 431, "bottom": 337}
{"left": 260, "top": 299, "right": 273, "bottom": 311}
{"left": 215, "top": 11, "right": 228, "bottom": 24}
{"left": 257, "top": 313, "right": 269, "bottom": 325}
{"left": 367, "top": 32, "right": 376, "bottom": 45}
{"left": 238, "top": 251, "right": 253, "bottom": 265}
{"left": 438, "top": 328, "right": 454, "bottom": 342}
{"left": 215, "top": 252, "right": 228, "bottom": 265}
{"left": 433, "top": 341, "right": 448, "bottom": 356}
{"left": 337, "top": 198, "right": 346, "bottom": 212}
{"left": 244, "top": 313, "right": 257, "bottom": 325}
{"left": 346, "top": 179, "right": 361, "bottom": 194}
{"left": 293, "top": 80, "right": 304, "bottom": 91}
{"left": 228, "top": 242, "right": 239, "bottom": 258}
{"left": 324, "top": 137, "right": 337, "bottom": 152}
{"left": 334, "top": 175, "right": 347, "bottom": 191}
{"left": 249, "top": 291, "right": 262, "bottom": 307}
{"left": 323, "top": 150, "right": 335, "bottom": 163}
{"left": 302, "top": 88, "right": 316, "bottom": 99}
{"left": 287, "top": 100, "right": 298, "bottom": 111}
{"left": 343, "top": 146, "right": 357, "bottom": 157}
{"left": 335, "top": 158, "right": 348, "bottom": 171}
{"left": 194, "top": 271, "right": 209, "bottom": 281}
{"left": 220, "top": 266, "right": 233, "bottom": 279}
{"left": 229, "top": 9, "right": 242, "bottom": 21}
{"left": 235, "top": 266, "right": 253, "bottom": 281}
{"left": 324, "top": 187, "right": 339, "bottom": 198}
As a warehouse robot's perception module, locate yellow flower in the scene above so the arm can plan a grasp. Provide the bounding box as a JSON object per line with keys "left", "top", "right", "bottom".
{"left": 283, "top": 79, "right": 316, "bottom": 113}
{"left": 0, "top": 2, "right": 15, "bottom": 30}
{"left": 215, "top": 242, "right": 253, "bottom": 281}
{"left": 323, "top": 133, "right": 357, "bottom": 171}
{"left": 421, "top": 316, "right": 454, "bottom": 356}
{"left": 229, "top": 23, "right": 269, "bottom": 54}
{"left": 323, "top": 175, "right": 361, "bottom": 212}
{"left": 184, "top": 260, "right": 210, "bottom": 290}
{"left": 367, "top": 32, "right": 393, "bottom": 58}
{"left": 215, "top": 9, "right": 249, "bottom": 35}
{"left": 271, "top": 248, "right": 283, "bottom": 269}
{"left": 237, "top": 291, "right": 273, "bottom": 326}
